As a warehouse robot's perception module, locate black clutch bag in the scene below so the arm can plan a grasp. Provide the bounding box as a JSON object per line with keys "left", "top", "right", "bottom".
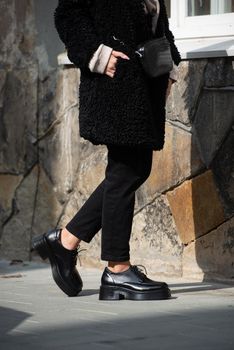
{"left": 135, "top": 35, "right": 173, "bottom": 78}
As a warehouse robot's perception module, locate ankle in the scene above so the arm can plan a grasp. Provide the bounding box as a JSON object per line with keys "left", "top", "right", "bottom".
{"left": 107, "top": 261, "right": 131, "bottom": 273}
{"left": 60, "top": 228, "right": 81, "bottom": 251}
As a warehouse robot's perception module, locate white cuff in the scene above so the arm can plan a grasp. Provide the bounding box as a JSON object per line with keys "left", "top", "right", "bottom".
{"left": 169, "top": 62, "right": 179, "bottom": 82}
{"left": 88, "top": 44, "right": 113, "bottom": 74}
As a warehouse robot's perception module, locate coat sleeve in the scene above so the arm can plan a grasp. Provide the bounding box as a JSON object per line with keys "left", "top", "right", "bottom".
{"left": 161, "top": 1, "right": 182, "bottom": 66}
{"left": 54, "top": 0, "right": 104, "bottom": 70}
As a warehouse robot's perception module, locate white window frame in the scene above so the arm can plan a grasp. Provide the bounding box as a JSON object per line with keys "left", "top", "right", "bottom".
{"left": 169, "top": 0, "right": 234, "bottom": 39}
{"left": 168, "top": 0, "right": 234, "bottom": 58}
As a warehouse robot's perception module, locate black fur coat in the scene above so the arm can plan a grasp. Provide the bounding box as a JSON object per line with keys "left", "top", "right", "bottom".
{"left": 54, "top": 0, "right": 181, "bottom": 150}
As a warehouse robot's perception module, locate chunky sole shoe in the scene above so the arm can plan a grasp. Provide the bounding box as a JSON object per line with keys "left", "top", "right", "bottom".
{"left": 99, "top": 284, "right": 171, "bottom": 301}
{"left": 99, "top": 265, "right": 171, "bottom": 301}
{"left": 31, "top": 229, "right": 83, "bottom": 297}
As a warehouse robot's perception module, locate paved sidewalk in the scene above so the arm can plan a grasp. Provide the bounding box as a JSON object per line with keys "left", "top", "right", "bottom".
{"left": 0, "top": 260, "right": 234, "bottom": 350}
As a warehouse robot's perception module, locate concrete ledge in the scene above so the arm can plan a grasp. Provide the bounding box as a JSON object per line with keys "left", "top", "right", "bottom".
{"left": 57, "top": 51, "right": 73, "bottom": 66}
{"left": 177, "top": 37, "right": 234, "bottom": 59}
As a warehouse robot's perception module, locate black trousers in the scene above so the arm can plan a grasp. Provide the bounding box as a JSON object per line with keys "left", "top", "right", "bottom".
{"left": 65, "top": 144, "right": 153, "bottom": 262}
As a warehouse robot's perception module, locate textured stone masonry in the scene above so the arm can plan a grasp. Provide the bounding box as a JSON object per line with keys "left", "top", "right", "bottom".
{"left": 0, "top": 0, "right": 233, "bottom": 281}
{"left": 166, "top": 170, "right": 225, "bottom": 244}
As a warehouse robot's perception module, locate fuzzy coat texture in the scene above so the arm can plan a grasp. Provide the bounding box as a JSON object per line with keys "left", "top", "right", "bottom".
{"left": 54, "top": 0, "right": 182, "bottom": 150}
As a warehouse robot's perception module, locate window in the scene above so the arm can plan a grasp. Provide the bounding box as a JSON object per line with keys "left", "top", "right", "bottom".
{"left": 169, "top": 0, "right": 234, "bottom": 39}
{"left": 187, "top": 0, "right": 234, "bottom": 16}
{"left": 168, "top": 0, "right": 234, "bottom": 58}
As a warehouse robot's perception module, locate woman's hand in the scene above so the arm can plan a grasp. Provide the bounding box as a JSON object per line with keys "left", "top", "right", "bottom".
{"left": 104, "top": 50, "right": 130, "bottom": 78}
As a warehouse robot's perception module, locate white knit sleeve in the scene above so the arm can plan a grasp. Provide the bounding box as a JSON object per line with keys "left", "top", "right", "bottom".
{"left": 88, "top": 44, "right": 113, "bottom": 74}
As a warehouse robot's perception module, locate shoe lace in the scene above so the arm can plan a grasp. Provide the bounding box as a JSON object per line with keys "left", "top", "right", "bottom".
{"left": 133, "top": 264, "right": 148, "bottom": 279}
{"left": 72, "top": 245, "right": 87, "bottom": 266}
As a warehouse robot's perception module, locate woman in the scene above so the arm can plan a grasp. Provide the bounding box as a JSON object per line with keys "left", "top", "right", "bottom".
{"left": 31, "top": 0, "right": 181, "bottom": 301}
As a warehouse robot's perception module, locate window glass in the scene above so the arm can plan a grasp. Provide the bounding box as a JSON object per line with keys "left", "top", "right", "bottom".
{"left": 165, "top": 0, "right": 171, "bottom": 17}
{"left": 187, "top": 0, "right": 234, "bottom": 16}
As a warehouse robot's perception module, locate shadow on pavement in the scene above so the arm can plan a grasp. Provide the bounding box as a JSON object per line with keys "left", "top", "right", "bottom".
{"left": 169, "top": 281, "right": 234, "bottom": 294}
{"left": 0, "top": 306, "right": 32, "bottom": 337}
{"left": 79, "top": 289, "right": 100, "bottom": 297}
{"left": 0, "top": 260, "right": 49, "bottom": 276}
{"left": 0, "top": 305, "right": 233, "bottom": 350}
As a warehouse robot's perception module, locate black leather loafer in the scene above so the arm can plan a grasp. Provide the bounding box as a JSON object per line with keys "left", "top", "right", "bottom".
{"left": 31, "top": 228, "right": 83, "bottom": 297}
{"left": 99, "top": 265, "right": 171, "bottom": 301}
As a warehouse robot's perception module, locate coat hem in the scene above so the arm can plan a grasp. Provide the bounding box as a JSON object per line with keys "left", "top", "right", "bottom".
{"left": 80, "top": 133, "right": 164, "bottom": 151}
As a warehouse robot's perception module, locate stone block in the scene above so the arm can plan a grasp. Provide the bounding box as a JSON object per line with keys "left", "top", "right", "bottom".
{"left": 166, "top": 170, "right": 225, "bottom": 244}
{"left": 212, "top": 129, "right": 234, "bottom": 218}
{"left": 183, "top": 216, "right": 234, "bottom": 281}
{"left": 39, "top": 106, "right": 80, "bottom": 204}
{"left": 0, "top": 165, "right": 38, "bottom": 260}
{"left": 0, "top": 165, "right": 63, "bottom": 261}
{"left": 0, "top": 0, "right": 35, "bottom": 69}
{"left": 38, "top": 67, "right": 80, "bottom": 137}
{"left": 131, "top": 194, "right": 183, "bottom": 277}
{"left": 76, "top": 148, "right": 107, "bottom": 202}
{"left": 78, "top": 249, "right": 105, "bottom": 270}
{"left": 58, "top": 190, "right": 83, "bottom": 229}
{"left": 194, "top": 88, "right": 234, "bottom": 166}
{"left": 0, "top": 69, "right": 7, "bottom": 147}
{"left": 15, "top": 0, "right": 36, "bottom": 58}
{"left": 38, "top": 69, "right": 58, "bottom": 136}
{"left": 59, "top": 190, "right": 103, "bottom": 269}
{"left": 31, "top": 166, "right": 63, "bottom": 239}
{"left": 55, "top": 67, "right": 80, "bottom": 115}
{"left": 0, "top": 174, "right": 23, "bottom": 225}
{"left": 167, "top": 60, "right": 207, "bottom": 124}
{"left": 0, "top": 1, "right": 15, "bottom": 61}
{"left": 76, "top": 230, "right": 104, "bottom": 270}
{"left": 38, "top": 66, "right": 81, "bottom": 204}
{"left": 141, "top": 122, "right": 204, "bottom": 204}
{"left": 79, "top": 140, "right": 105, "bottom": 163}
{"left": 0, "top": 67, "right": 38, "bottom": 173}
{"left": 58, "top": 147, "right": 107, "bottom": 236}
{"left": 0, "top": 69, "right": 6, "bottom": 106}
{"left": 204, "top": 57, "right": 234, "bottom": 87}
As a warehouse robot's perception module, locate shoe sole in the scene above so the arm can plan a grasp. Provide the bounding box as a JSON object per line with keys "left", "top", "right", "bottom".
{"left": 99, "top": 284, "right": 171, "bottom": 301}
{"left": 31, "top": 234, "right": 82, "bottom": 297}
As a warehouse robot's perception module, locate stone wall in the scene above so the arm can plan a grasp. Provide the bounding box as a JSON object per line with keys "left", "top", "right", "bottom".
{"left": 0, "top": 1, "right": 233, "bottom": 282}
{"left": 77, "top": 57, "right": 234, "bottom": 282}
{"left": 0, "top": 0, "right": 66, "bottom": 260}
